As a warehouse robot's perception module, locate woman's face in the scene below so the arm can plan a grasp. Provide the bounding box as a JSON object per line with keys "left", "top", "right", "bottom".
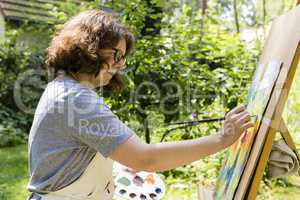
{"left": 96, "top": 38, "right": 127, "bottom": 87}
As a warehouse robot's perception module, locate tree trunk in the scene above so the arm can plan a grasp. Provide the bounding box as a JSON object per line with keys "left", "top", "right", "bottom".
{"left": 141, "top": 0, "right": 163, "bottom": 36}
{"left": 233, "top": 0, "right": 240, "bottom": 33}
{"left": 199, "top": 0, "right": 208, "bottom": 42}
{"left": 143, "top": 114, "right": 151, "bottom": 143}
{"left": 0, "top": 10, "right": 5, "bottom": 39}
{"left": 262, "top": 0, "right": 266, "bottom": 37}
{"left": 201, "top": 0, "right": 208, "bottom": 15}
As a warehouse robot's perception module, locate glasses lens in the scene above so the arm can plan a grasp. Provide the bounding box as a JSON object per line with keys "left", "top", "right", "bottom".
{"left": 114, "top": 50, "right": 121, "bottom": 63}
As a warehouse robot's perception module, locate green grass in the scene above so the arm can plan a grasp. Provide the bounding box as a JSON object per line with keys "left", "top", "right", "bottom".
{"left": 1, "top": 145, "right": 300, "bottom": 200}
{"left": 0, "top": 144, "right": 29, "bottom": 200}
{"left": 256, "top": 176, "right": 300, "bottom": 200}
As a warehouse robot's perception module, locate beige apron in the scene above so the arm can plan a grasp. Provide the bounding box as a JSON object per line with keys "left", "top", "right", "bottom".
{"left": 39, "top": 152, "right": 115, "bottom": 200}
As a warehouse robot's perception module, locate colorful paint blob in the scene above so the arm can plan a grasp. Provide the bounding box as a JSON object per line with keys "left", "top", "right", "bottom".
{"left": 119, "top": 189, "right": 127, "bottom": 195}
{"left": 149, "top": 193, "right": 157, "bottom": 199}
{"left": 133, "top": 175, "right": 144, "bottom": 187}
{"left": 117, "top": 177, "right": 131, "bottom": 186}
{"left": 155, "top": 188, "right": 162, "bottom": 194}
{"left": 129, "top": 193, "right": 137, "bottom": 198}
{"left": 145, "top": 174, "right": 155, "bottom": 185}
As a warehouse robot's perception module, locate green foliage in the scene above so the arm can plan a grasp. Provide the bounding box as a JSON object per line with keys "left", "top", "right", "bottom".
{"left": 0, "top": 123, "right": 26, "bottom": 147}
{"left": 0, "top": 28, "right": 47, "bottom": 146}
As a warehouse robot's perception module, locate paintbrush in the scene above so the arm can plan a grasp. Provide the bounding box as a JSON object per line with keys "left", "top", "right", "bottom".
{"left": 161, "top": 115, "right": 257, "bottom": 142}
{"left": 164, "top": 115, "right": 257, "bottom": 126}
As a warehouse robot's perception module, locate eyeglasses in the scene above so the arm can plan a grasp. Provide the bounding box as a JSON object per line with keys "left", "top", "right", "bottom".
{"left": 99, "top": 47, "right": 127, "bottom": 66}
{"left": 112, "top": 47, "right": 126, "bottom": 65}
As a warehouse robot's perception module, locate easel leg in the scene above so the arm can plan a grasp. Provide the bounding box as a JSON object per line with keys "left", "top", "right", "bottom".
{"left": 246, "top": 125, "right": 277, "bottom": 200}
{"left": 247, "top": 118, "right": 300, "bottom": 200}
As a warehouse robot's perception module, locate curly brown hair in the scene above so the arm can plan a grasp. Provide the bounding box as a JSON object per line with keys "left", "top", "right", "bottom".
{"left": 46, "top": 9, "right": 135, "bottom": 92}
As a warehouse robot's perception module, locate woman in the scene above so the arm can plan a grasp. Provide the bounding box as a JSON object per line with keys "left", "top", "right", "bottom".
{"left": 27, "top": 9, "right": 253, "bottom": 200}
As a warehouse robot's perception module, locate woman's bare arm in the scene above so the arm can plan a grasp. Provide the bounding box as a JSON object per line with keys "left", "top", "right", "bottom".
{"left": 110, "top": 105, "right": 253, "bottom": 172}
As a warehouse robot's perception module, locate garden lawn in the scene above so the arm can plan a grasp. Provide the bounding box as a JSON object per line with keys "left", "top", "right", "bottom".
{"left": 0, "top": 144, "right": 29, "bottom": 200}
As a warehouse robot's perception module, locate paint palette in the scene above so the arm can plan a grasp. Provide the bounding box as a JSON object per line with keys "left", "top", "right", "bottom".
{"left": 113, "top": 163, "right": 165, "bottom": 200}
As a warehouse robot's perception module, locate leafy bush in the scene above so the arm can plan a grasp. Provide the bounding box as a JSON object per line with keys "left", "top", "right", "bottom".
{"left": 0, "top": 28, "right": 48, "bottom": 146}
{"left": 0, "top": 123, "right": 26, "bottom": 147}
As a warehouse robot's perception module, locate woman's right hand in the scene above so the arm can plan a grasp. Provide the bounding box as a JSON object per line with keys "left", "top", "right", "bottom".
{"left": 221, "top": 105, "right": 254, "bottom": 147}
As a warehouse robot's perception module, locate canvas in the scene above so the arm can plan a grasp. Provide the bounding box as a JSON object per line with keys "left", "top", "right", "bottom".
{"left": 214, "top": 61, "right": 282, "bottom": 200}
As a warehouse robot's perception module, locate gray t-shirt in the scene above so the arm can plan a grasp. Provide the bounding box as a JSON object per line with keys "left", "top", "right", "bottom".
{"left": 27, "top": 76, "right": 134, "bottom": 195}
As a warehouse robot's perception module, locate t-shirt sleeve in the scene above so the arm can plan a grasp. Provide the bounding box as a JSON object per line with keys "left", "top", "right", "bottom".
{"left": 68, "top": 89, "right": 134, "bottom": 157}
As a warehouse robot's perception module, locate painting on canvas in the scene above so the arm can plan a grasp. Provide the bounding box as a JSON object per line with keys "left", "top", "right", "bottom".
{"left": 214, "top": 61, "right": 282, "bottom": 200}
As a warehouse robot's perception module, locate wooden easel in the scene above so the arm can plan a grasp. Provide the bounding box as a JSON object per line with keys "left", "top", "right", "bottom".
{"left": 198, "top": 1, "right": 300, "bottom": 200}
{"left": 234, "top": 1, "right": 300, "bottom": 199}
